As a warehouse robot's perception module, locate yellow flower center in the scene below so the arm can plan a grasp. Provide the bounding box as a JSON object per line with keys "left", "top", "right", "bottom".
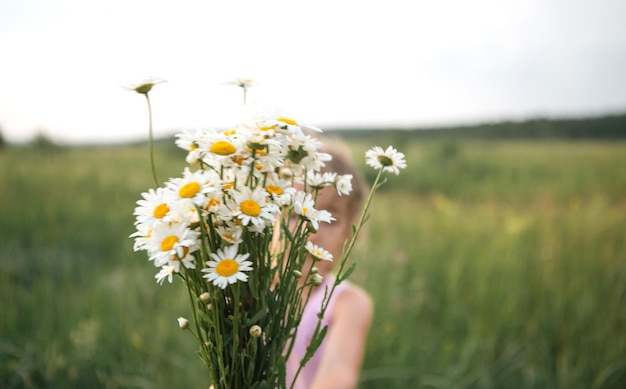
{"left": 248, "top": 147, "right": 267, "bottom": 156}
{"left": 179, "top": 182, "right": 201, "bottom": 198}
{"left": 223, "top": 181, "right": 234, "bottom": 190}
{"left": 153, "top": 203, "right": 169, "bottom": 218}
{"left": 231, "top": 155, "right": 247, "bottom": 165}
{"left": 210, "top": 140, "right": 236, "bottom": 155}
{"left": 221, "top": 233, "right": 235, "bottom": 242}
{"left": 259, "top": 126, "right": 276, "bottom": 131}
{"left": 216, "top": 259, "right": 239, "bottom": 277}
{"left": 161, "top": 235, "right": 179, "bottom": 251}
{"left": 206, "top": 198, "right": 220, "bottom": 209}
{"left": 278, "top": 117, "right": 298, "bottom": 125}
{"left": 172, "top": 246, "right": 189, "bottom": 260}
{"left": 266, "top": 185, "right": 283, "bottom": 196}
{"left": 223, "top": 129, "right": 237, "bottom": 136}
{"left": 311, "top": 249, "right": 323, "bottom": 259}
{"left": 241, "top": 199, "right": 261, "bottom": 217}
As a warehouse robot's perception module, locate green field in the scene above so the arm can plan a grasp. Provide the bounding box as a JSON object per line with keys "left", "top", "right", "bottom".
{"left": 1, "top": 137, "right": 625, "bottom": 388}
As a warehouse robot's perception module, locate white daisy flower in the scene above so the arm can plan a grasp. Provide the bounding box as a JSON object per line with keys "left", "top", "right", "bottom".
{"left": 365, "top": 145, "right": 407, "bottom": 175}
{"left": 264, "top": 175, "right": 296, "bottom": 207}
{"left": 305, "top": 241, "right": 334, "bottom": 262}
{"left": 155, "top": 264, "right": 176, "bottom": 285}
{"left": 223, "top": 77, "right": 254, "bottom": 91}
{"left": 304, "top": 171, "right": 336, "bottom": 190}
{"left": 254, "top": 105, "right": 322, "bottom": 136}
{"left": 292, "top": 191, "right": 335, "bottom": 231}
{"left": 335, "top": 174, "right": 353, "bottom": 196}
{"left": 230, "top": 187, "right": 279, "bottom": 229}
{"left": 126, "top": 77, "right": 166, "bottom": 95}
{"left": 202, "top": 245, "right": 253, "bottom": 289}
{"left": 246, "top": 138, "right": 284, "bottom": 173}
{"left": 130, "top": 224, "right": 152, "bottom": 252}
{"left": 166, "top": 167, "right": 220, "bottom": 207}
{"left": 283, "top": 134, "right": 330, "bottom": 173}
{"left": 133, "top": 187, "right": 177, "bottom": 228}
{"left": 308, "top": 208, "right": 334, "bottom": 231}
{"left": 175, "top": 128, "right": 211, "bottom": 165}
{"left": 204, "top": 138, "right": 249, "bottom": 169}
{"left": 215, "top": 225, "right": 243, "bottom": 245}
{"left": 146, "top": 222, "right": 201, "bottom": 267}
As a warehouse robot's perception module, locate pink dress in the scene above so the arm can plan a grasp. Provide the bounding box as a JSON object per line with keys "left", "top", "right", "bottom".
{"left": 285, "top": 277, "right": 350, "bottom": 389}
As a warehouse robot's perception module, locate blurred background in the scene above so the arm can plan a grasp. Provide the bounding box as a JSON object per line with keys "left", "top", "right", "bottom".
{"left": 1, "top": 0, "right": 625, "bottom": 144}
{"left": 1, "top": 0, "right": 625, "bottom": 388}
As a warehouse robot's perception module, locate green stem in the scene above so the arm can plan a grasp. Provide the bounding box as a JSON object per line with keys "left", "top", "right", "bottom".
{"left": 144, "top": 93, "right": 159, "bottom": 186}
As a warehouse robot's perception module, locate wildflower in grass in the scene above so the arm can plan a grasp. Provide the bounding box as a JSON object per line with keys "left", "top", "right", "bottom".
{"left": 365, "top": 145, "right": 407, "bottom": 175}
{"left": 305, "top": 241, "right": 333, "bottom": 262}
{"left": 203, "top": 245, "right": 253, "bottom": 289}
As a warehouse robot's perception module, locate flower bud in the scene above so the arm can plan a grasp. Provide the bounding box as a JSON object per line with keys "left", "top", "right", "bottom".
{"left": 249, "top": 325, "right": 263, "bottom": 338}
{"left": 311, "top": 273, "right": 323, "bottom": 286}
{"left": 177, "top": 317, "right": 189, "bottom": 330}
{"left": 199, "top": 292, "right": 210, "bottom": 302}
{"left": 280, "top": 168, "right": 293, "bottom": 179}
{"left": 292, "top": 270, "right": 302, "bottom": 279}
{"left": 310, "top": 267, "right": 319, "bottom": 274}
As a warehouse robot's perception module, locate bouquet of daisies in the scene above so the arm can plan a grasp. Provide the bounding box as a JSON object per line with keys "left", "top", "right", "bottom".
{"left": 129, "top": 80, "right": 406, "bottom": 389}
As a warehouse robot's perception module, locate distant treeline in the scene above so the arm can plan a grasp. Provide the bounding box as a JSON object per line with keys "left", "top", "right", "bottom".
{"left": 326, "top": 112, "right": 626, "bottom": 140}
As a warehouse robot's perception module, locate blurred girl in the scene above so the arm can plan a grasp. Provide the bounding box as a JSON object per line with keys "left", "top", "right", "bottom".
{"left": 285, "top": 141, "right": 373, "bottom": 389}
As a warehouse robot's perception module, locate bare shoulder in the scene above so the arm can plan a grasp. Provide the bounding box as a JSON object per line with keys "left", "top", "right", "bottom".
{"left": 333, "top": 284, "right": 374, "bottom": 325}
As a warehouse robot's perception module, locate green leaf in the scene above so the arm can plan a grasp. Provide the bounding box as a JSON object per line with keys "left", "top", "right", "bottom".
{"left": 339, "top": 262, "right": 357, "bottom": 281}
{"left": 245, "top": 308, "right": 268, "bottom": 326}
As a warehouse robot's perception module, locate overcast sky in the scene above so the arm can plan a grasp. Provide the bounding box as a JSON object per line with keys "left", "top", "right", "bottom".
{"left": 1, "top": 0, "right": 625, "bottom": 144}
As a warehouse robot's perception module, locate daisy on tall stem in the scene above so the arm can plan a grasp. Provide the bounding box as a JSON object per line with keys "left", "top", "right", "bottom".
{"left": 128, "top": 78, "right": 406, "bottom": 388}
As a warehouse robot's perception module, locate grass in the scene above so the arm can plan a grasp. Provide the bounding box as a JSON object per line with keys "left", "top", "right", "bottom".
{"left": 1, "top": 138, "right": 625, "bottom": 388}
